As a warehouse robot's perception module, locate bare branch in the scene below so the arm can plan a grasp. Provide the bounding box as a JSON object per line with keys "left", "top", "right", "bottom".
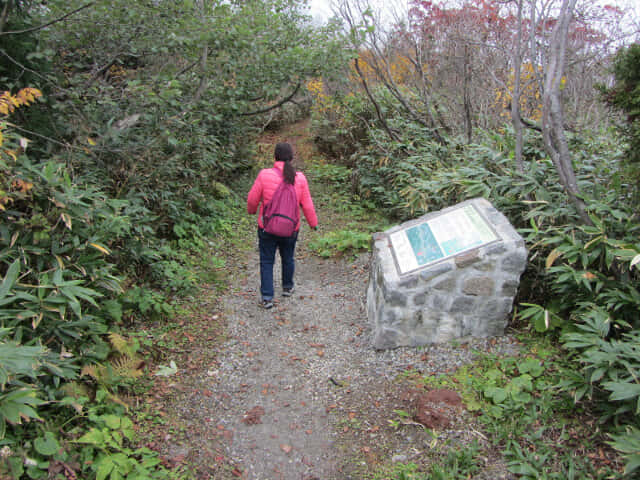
{"left": 0, "top": 3, "right": 95, "bottom": 36}
{"left": 176, "top": 59, "right": 200, "bottom": 77}
{"left": 240, "top": 82, "right": 302, "bottom": 117}
{"left": 85, "top": 52, "right": 140, "bottom": 87}
{"left": 353, "top": 58, "right": 400, "bottom": 142}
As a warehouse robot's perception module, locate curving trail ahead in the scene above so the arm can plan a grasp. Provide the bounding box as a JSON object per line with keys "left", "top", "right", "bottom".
{"left": 144, "top": 124, "right": 518, "bottom": 479}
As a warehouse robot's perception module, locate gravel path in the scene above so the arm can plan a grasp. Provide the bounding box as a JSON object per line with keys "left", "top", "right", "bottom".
{"left": 148, "top": 126, "right": 520, "bottom": 478}
{"left": 172, "top": 234, "right": 521, "bottom": 479}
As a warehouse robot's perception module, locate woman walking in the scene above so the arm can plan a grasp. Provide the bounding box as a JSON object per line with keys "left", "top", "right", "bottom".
{"left": 247, "top": 142, "right": 318, "bottom": 309}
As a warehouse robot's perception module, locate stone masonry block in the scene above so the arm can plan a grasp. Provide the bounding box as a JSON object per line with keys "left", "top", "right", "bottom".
{"left": 432, "top": 276, "right": 457, "bottom": 292}
{"left": 501, "top": 251, "right": 528, "bottom": 275}
{"left": 462, "top": 276, "right": 495, "bottom": 296}
{"left": 419, "top": 263, "right": 453, "bottom": 282}
{"left": 450, "top": 295, "right": 476, "bottom": 315}
{"left": 367, "top": 197, "right": 527, "bottom": 349}
{"left": 413, "top": 292, "right": 427, "bottom": 306}
{"left": 455, "top": 250, "right": 481, "bottom": 268}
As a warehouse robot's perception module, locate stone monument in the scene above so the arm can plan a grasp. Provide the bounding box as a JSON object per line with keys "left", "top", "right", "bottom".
{"left": 367, "top": 198, "right": 527, "bottom": 349}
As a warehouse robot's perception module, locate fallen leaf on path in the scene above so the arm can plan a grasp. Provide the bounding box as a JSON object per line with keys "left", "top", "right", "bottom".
{"left": 242, "top": 406, "right": 265, "bottom": 425}
{"left": 280, "top": 444, "right": 293, "bottom": 454}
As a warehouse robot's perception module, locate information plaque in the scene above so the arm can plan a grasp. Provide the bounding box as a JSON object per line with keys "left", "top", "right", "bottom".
{"left": 389, "top": 204, "right": 499, "bottom": 275}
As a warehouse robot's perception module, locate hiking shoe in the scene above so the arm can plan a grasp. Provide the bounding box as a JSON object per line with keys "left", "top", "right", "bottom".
{"left": 262, "top": 299, "right": 274, "bottom": 309}
{"left": 282, "top": 287, "right": 295, "bottom": 297}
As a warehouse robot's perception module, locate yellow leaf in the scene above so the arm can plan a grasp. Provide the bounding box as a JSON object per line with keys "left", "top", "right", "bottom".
{"left": 87, "top": 137, "right": 96, "bottom": 146}
{"left": 12, "top": 179, "right": 33, "bottom": 193}
{"left": 546, "top": 248, "right": 562, "bottom": 269}
{"left": 32, "top": 312, "right": 43, "bottom": 329}
{"left": 60, "top": 213, "right": 72, "bottom": 230}
{"left": 0, "top": 92, "right": 13, "bottom": 115}
{"left": 16, "top": 87, "right": 42, "bottom": 106}
{"left": 89, "top": 242, "right": 111, "bottom": 255}
{"left": 55, "top": 255, "right": 65, "bottom": 270}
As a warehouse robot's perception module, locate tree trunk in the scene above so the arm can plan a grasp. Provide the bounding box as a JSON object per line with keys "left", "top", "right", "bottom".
{"left": 463, "top": 45, "right": 473, "bottom": 144}
{"left": 542, "top": 0, "right": 591, "bottom": 224}
{"left": 511, "top": 0, "right": 525, "bottom": 174}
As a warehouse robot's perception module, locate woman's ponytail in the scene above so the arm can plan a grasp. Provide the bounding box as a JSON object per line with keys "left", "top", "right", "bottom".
{"left": 283, "top": 160, "right": 296, "bottom": 185}
{"left": 275, "top": 142, "right": 296, "bottom": 185}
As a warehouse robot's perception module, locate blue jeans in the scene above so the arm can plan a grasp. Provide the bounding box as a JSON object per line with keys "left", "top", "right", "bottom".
{"left": 258, "top": 228, "right": 298, "bottom": 301}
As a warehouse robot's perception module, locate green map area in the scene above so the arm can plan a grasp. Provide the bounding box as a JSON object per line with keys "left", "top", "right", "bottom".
{"left": 394, "top": 205, "right": 499, "bottom": 272}
{"left": 406, "top": 223, "right": 444, "bottom": 266}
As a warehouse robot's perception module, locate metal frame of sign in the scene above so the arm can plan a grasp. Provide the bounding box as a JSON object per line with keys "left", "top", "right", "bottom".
{"left": 388, "top": 203, "right": 502, "bottom": 276}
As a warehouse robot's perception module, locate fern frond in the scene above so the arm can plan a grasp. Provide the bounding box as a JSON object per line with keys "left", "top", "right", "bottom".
{"left": 81, "top": 365, "right": 99, "bottom": 379}
{"left": 111, "top": 354, "right": 144, "bottom": 380}
{"left": 108, "top": 333, "right": 132, "bottom": 355}
{"left": 106, "top": 392, "right": 130, "bottom": 411}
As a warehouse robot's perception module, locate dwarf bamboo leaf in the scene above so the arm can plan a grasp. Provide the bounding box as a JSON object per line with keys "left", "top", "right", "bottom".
{"left": 0, "top": 259, "right": 19, "bottom": 300}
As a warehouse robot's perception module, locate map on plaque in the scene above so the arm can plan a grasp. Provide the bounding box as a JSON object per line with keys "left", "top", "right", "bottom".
{"left": 389, "top": 204, "right": 499, "bottom": 275}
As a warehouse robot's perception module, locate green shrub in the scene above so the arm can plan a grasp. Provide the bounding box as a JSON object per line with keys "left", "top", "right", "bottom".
{"left": 600, "top": 43, "right": 640, "bottom": 186}
{"left": 309, "top": 229, "right": 371, "bottom": 258}
{"left": 0, "top": 118, "right": 171, "bottom": 478}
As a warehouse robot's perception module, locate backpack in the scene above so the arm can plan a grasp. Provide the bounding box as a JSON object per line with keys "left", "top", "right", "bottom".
{"left": 262, "top": 168, "right": 299, "bottom": 237}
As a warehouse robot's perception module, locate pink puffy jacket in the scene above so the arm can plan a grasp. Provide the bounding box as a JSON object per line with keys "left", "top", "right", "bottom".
{"left": 247, "top": 161, "right": 318, "bottom": 231}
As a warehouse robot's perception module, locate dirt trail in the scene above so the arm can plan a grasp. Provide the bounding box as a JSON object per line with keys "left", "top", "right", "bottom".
{"left": 214, "top": 248, "right": 372, "bottom": 479}
{"left": 146, "top": 125, "right": 519, "bottom": 479}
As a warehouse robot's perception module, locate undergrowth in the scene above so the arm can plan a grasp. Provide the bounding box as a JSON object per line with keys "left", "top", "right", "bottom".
{"left": 390, "top": 336, "right": 623, "bottom": 479}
